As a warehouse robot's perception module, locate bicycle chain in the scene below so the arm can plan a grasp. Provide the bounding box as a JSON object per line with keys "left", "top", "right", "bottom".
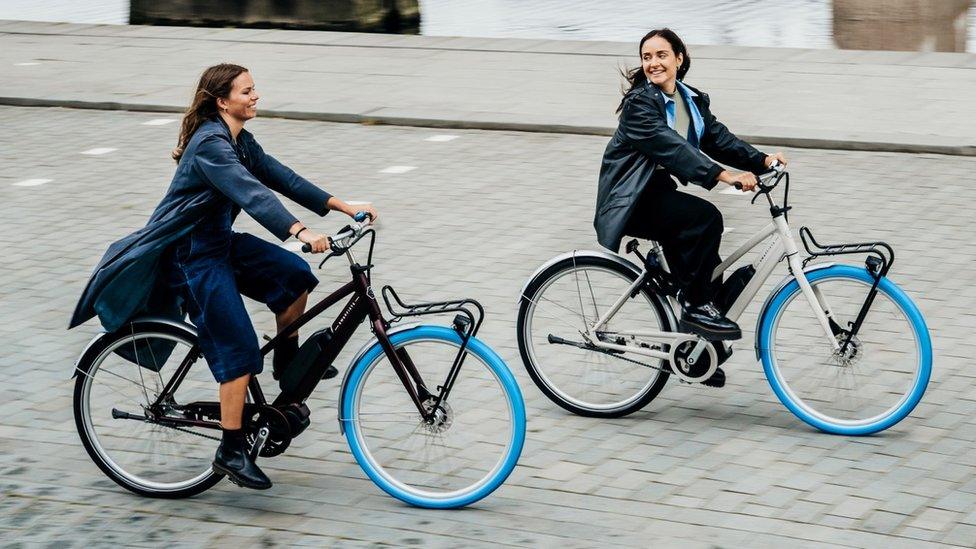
{"left": 592, "top": 341, "right": 720, "bottom": 386}
{"left": 144, "top": 415, "right": 222, "bottom": 442}
{"left": 164, "top": 422, "right": 221, "bottom": 442}
{"left": 595, "top": 344, "right": 669, "bottom": 373}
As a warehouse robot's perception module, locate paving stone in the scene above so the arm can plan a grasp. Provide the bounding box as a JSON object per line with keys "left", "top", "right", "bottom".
{"left": 1, "top": 103, "right": 974, "bottom": 546}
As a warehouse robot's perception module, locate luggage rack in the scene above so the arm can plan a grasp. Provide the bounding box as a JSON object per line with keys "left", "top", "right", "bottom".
{"left": 382, "top": 285, "right": 485, "bottom": 340}
{"left": 799, "top": 226, "right": 894, "bottom": 279}
{"left": 381, "top": 285, "right": 486, "bottom": 407}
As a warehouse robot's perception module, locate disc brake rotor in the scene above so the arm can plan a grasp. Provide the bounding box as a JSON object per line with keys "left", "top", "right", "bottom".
{"left": 421, "top": 397, "right": 453, "bottom": 434}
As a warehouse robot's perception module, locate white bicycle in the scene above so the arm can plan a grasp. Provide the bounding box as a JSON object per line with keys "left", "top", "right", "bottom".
{"left": 517, "top": 164, "right": 931, "bottom": 435}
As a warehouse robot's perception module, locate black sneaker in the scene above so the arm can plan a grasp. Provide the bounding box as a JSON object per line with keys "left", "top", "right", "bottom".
{"left": 680, "top": 301, "right": 742, "bottom": 341}
{"left": 212, "top": 441, "right": 272, "bottom": 490}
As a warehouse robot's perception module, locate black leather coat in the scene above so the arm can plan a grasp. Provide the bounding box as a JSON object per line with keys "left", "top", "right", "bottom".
{"left": 594, "top": 81, "right": 767, "bottom": 251}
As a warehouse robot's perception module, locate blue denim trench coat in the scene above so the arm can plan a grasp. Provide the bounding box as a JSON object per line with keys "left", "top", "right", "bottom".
{"left": 69, "top": 117, "right": 332, "bottom": 332}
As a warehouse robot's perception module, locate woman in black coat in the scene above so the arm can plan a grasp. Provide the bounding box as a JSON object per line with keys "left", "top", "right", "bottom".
{"left": 594, "top": 28, "right": 787, "bottom": 342}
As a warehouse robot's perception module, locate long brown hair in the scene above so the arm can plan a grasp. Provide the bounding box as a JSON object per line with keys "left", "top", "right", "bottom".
{"left": 172, "top": 63, "right": 248, "bottom": 162}
{"left": 616, "top": 29, "right": 691, "bottom": 113}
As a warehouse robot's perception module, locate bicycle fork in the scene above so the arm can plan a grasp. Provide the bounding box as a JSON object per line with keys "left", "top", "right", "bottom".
{"left": 780, "top": 217, "right": 841, "bottom": 352}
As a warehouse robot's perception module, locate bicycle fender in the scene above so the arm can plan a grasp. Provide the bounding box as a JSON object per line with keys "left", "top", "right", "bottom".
{"left": 518, "top": 249, "right": 678, "bottom": 332}
{"left": 753, "top": 262, "right": 837, "bottom": 360}
{"left": 517, "top": 250, "right": 644, "bottom": 304}
{"left": 72, "top": 316, "right": 198, "bottom": 377}
{"left": 337, "top": 321, "right": 420, "bottom": 434}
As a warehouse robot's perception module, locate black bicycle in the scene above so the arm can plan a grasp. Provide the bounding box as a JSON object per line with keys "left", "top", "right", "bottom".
{"left": 73, "top": 214, "right": 526, "bottom": 508}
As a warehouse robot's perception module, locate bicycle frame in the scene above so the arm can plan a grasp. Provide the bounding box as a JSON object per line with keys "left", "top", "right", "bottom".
{"left": 583, "top": 190, "right": 842, "bottom": 360}
{"left": 145, "top": 236, "right": 470, "bottom": 432}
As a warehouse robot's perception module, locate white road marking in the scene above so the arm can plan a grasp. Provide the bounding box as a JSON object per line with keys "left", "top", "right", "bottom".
{"left": 143, "top": 119, "right": 177, "bottom": 126}
{"left": 282, "top": 241, "right": 305, "bottom": 252}
{"left": 13, "top": 179, "right": 52, "bottom": 187}
{"left": 379, "top": 166, "right": 416, "bottom": 174}
{"left": 425, "top": 135, "right": 459, "bottom": 142}
{"left": 81, "top": 147, "right": 117, "bottom": 156}
{"left": 15, "top": 62, "right": 40, "bottom": 66}
{"left": 723, "top": 227, "right": 734, "bottom": 235}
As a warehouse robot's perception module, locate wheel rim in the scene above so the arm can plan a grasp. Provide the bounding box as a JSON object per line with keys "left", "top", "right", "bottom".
{"left": 348, "top": 336, "right": 517, "bottom": 501}
{"left": 523, "top": 265, "right": 666, "bottom": 412}
{"left": 79, "top": 332, "right": 217, "bottom": 492}
{"left": 767, "top": 275, "right": 924, "bottom": 428}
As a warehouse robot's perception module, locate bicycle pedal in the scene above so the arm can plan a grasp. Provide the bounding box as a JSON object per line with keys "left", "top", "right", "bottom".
{"left": 701, "top": 368, "right": 726, "bottom": 388}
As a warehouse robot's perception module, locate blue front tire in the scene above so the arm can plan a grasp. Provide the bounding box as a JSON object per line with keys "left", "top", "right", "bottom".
{"left": 758, "top": 265, "right": 932, "bottom": 435}
{"left": 341, "top": 325, "right": 526, "bottom": 508}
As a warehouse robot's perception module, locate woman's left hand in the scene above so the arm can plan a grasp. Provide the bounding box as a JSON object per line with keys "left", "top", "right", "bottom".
{"left": 765, "top": 152, "right": 788, "bottom": 168}
{"left": 348, "top": 203, "right": 379, "bottom": 224}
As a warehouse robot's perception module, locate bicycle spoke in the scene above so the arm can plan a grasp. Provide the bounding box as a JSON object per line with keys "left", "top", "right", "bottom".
{"left": 521, "top": 264, "right": 667, "bottom": 414}
{"left": 348, "top": 337, "right": 516, "bottom": 498}
{"left": 77, "top": 330, "right": 218, "bottom": 494}
{"left": 582, "top": 267, "right": 602, "bottom": 321}
{"left": 768, "top": 275, "right": 923, "bottom": 426}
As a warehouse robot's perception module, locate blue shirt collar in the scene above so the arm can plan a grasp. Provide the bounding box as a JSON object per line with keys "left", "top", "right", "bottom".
{"left": 654, "top": 80, "right": 704, "bottom": 146}
{"left": 659, "top": 80, "right": 698, "bottom": 104}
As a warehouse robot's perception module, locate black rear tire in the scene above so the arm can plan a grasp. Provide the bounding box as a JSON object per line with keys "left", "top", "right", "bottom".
{"left": 73, "top": 320, "right": 224, "bottom": 498}
{"left": 517, "top": 255, "right": 673, "bottom": 418}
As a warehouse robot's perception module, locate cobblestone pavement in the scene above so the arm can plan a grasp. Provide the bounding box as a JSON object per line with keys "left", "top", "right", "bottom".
{"left": 1, "top": 106, "right": 974, "bottom": 547}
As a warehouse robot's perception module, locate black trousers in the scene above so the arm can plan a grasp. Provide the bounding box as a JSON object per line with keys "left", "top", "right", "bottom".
{"left": 624, "top": 177, "right": 724, "bottom": 304}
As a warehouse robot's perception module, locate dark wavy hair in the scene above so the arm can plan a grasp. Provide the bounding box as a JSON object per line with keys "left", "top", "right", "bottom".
{"left": 616, "top": 28, "right": 691, "bottom": 113}
{"left": 173, "top": 63, "right": 249, "bottom": 162}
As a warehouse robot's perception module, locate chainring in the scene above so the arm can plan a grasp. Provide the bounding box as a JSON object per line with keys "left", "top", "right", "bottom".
{"left": 244, "top": 405, "right": 293, "bottom": 457}
{"left": 670, "top": 340, "right": 719, "bottom": 384}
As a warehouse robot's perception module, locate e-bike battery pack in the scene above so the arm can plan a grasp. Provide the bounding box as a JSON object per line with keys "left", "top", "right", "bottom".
{"left": 717, "top": 265, "right": 756, "bottom": 313}
{"left": 280, "top": 328, "right": 336, "bottom": 394}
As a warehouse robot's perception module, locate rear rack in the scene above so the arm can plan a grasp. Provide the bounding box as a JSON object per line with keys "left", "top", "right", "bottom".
{"left": 799, "top": 226, "right": 894, "bottom": 278}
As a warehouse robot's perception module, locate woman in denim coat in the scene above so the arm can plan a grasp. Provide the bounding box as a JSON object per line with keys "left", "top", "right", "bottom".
{"left": 71, "top": 63, "right": 378, "bottom": 489}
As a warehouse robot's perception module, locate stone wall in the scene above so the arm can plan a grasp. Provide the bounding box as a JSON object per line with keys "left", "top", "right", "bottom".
{"left": 833, "top": 0, "right": 971, "bottom": 52}
{"left": 130, "top": 0, "right": 420, "bottom": 33}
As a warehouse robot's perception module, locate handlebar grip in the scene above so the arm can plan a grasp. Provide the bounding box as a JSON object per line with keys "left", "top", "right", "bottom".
{"left": 734, "top": 183, "right": 743, "bottom": 190}
{"left": 301, "top": 243, "right": 311, "bottom": 253}
{"left": 353, "top": 211, "right": 371, "bottom": 222}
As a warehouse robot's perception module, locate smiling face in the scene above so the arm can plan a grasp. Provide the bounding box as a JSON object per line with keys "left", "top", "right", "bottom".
{"left": 641, "top": 35, "right": 683, "bottom": 93}
{"left": 217, "top": 71, "right": 259, "bottom": 122}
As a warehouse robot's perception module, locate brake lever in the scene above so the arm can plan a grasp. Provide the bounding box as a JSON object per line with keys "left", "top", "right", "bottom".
{"left": 317, "top": 248, "right": 344, "bottom": 269}
{"left": 749, "top": 182, "right": 770, "bottom": 204}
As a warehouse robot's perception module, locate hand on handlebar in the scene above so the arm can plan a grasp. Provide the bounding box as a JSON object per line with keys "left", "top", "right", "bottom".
{"left": 298, "top": 230, "right": 330, "bottom": 254}
{"left": 721, "top": 170, "right": 759, "bottom": 192}
{"left": 764, "top": 152, "right": 788, "bottom": 170}
{"left": 350, "top": 204, "right": 379, "bottom": 224}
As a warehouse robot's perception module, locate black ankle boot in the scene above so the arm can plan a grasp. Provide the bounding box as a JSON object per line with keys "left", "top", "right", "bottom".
{"left": 212, "top": 429, "right": 272, "bottom": 490}
{"left": 680, "top": 300, "right": 742, "bottom": 341}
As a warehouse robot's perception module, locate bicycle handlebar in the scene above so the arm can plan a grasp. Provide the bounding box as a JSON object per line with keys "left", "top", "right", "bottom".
{"left": 732, "top": 160, "right": 784, "bottom": 191}
{"left": 301, "top": 211, "right": 374, "bottom": 254}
